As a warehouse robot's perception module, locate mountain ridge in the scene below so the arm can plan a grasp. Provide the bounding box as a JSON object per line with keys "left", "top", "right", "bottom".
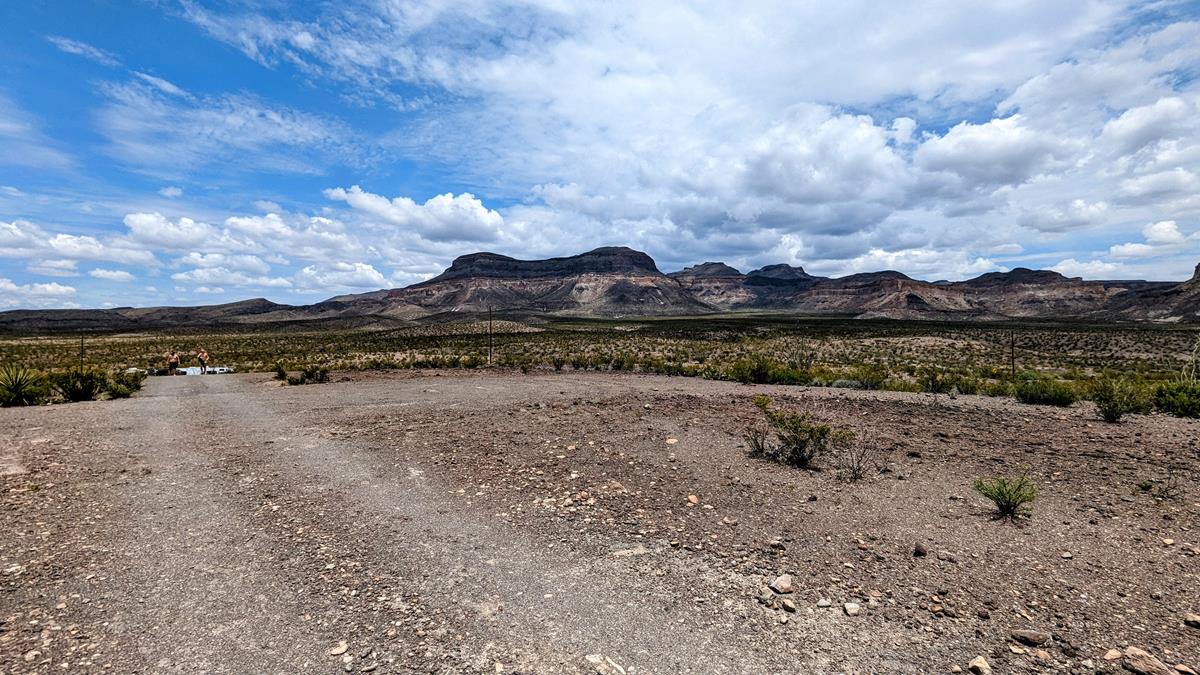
{"left": 2, "top": 246, "right": 1198, "bottom": 331}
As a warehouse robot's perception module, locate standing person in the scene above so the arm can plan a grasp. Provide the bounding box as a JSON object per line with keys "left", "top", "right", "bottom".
{"left": 167, "top": 350, "right": 180, "bottom": 375}
{"left": 197, "top": 348, "right": 209, "bottom": 374}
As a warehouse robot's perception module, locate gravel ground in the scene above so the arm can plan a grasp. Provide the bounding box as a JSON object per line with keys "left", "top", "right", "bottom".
{"left": 1, "top": 370, "right": 1198, "bottom": 674}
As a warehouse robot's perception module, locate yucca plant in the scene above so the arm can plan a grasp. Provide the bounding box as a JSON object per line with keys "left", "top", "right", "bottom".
{"left": 0, "top": 365, "right": 48, "bottom": 407}
{"left": 50, "top": 369, "right": 107, "bottom": 403}
{"left": 974, "top": 473, "right": 1038, "bottom": 520}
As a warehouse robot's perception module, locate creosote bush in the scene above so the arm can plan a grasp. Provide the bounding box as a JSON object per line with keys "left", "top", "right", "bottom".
{"left": 1015, "top": 379, "right": 1078, "bottom": 407}
{"left": 0, "top": 365, "right": 48, "bottom": 407}
{"left": 1089, "top": 376, "right": 1149, "bottom": 423}
{"left": 747, "top": 394, "right": 853, "bottom": 469}
{"left": 974, "top": 473, "right": 1038, "bottom": 520}
{"left": 833, "top": 429, "right": 883, "bottom": 482}
{"left": 1154, "top": 381, "right": 1200, "bottom": 418}
{"left": 283, "top": 365, "right": 329, "bottom": 386}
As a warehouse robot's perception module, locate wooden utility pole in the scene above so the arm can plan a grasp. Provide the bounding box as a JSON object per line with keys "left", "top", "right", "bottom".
{"left": 1009, "top": 331, "right": 1016, "bottom": 379}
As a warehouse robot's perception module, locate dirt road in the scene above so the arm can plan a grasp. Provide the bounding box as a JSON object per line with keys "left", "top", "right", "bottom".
{"left": 2, "top": 371, "right": 1198, "bottom": 673}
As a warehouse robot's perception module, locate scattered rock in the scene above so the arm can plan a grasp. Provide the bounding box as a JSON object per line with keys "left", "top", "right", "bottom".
{"left": 843, "top": 602, "right": 861, "bottom": 616}
{"left": 1174, "top": 665, "right": 1197, "bottom": 675}
{"left": 1011, "top": 629, "right": 1051, "bottom": 646}
{"left": 584, "top": 654, "right": 627, "bottom": 675}
{"left": 817, "top": 598, "right": 831, "bottom": 608}
{"left": 1185, "top": 613, "right": 1200, "bottom": 629}
{"left": 968, "top": 656, "right": 992, "bottom": 675}
{"left": 782, "top": 598, "right": 796, "bottom": 613}
{"left": 769, "top": 575, "right": 794, "bottom": 594}
{"left": 913, "top": 542, "right": 928, "bottom": 557}
{"left": 975, "top": 608, "right": 990, "bottom": 620}
{"left": 329, "top": 641, "right": 349, "bottom": 656}
{"left": 1122, "top": 646, "right": 1174, "bottom": 675}
{"left": 666, "top": 437, "right": 678, "bottom": 445}
{"left": 687, "top": 494, "right": 701, "bottom": 505}
{"left": 1106, "top": 649, "right": 1124, "bottom": 661}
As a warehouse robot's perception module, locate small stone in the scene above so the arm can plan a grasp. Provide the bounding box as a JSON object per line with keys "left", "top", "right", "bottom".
{"left": 1174, "top": 665, "right": 1197, "bottom": 675}
{"left": 1185, "top": 613, "right": 1200, "bottom": 629}
{"left": 913, "top": 542, "right": 928, "bottom": 557}
{"left": 1011, "top": 629, "right": 1051, "bottom": 646}
{"left": 816, "top": 598, "right": 831, "bottom": 608}
{"left": 976, "top": 608, "right": 990, "bottom": 620}
{"left": 687, "top": 494, "right": 700, "bottom": 505}
{"left": 24, "top": 650, "right": 40, "bottom": 662}
{"left": 782, "top": 598, "right": 796, "bottom": 613}
{"left": 968, "top": 656, "right": 991, "bottom": 675}
{"left": 769, "top": 575, "right": 794, "bottom": 594}
{"left": 666, "top": 438, "right": 678, "bottom": 445}
{"left": 1163, "top": 538, "right": 1175, "bottom": 546}
{"left": 951, "top": 667, "right": 962, "bottom": 674}
{"left": 584, "top": 654, "right": 627, "bottom": 675}
{"left": 1106, "top": 649, "right": 1124, "bottom": 661}
{"left": 1061, "top": 551, "right": 1073, "bottom": 559}
{"left": 843, "top": 602, "right": 861, "bottom": 616}
{"left": 1123, "top": 646, "right": 1174, "bottom": 675}
{"left": 329, "top": 641, "right": 349, "bottom": 656}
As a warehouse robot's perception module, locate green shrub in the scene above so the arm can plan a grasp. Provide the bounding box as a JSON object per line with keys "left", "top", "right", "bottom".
{"left": 850, "top": 363, "right": 888, "bottom": 390}
{"left": 50, "top": 370, "right": 107, "bottom": 402}
{"left": 105, "top": 382, "right": 134, "bottom": 399}
{"left": 0, "top": 365, "right": 47, "bottom": 407}
{"left": 110, "top": 370, "right": 147, "bottom": 392}
{"left": 750, "top": 395, "right": 853, "bottom": 468}
{"left": 1089, "top": 377, "right": 1150, "bottom": 423}
{"left": 974, "top": 473, "right": 1038, "bottom": 519}
{"left": 273, "top": 361, "right": 287, "bottom": 380}
{"left": 1154, "top": 381, "right": 1200, "bottom": 418}
{"left": 1016, "top": 379, "right": 1078, "bottom": 407}
{"left": 728, "top": 356, "right": 806, "bottom": 385}
{"left": 284, "top": 365, "right": 329, "bottom": 386}
{"left": 302, "top": 365, "right": 329, "bottom": 383}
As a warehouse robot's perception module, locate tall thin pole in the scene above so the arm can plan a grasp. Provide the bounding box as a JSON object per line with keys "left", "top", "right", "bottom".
{"left": 1009, "top": 331, "right": 1016, "bottom": 379}
{"left": 488, "top": 306, "right": 494, "bottom": 366}
{"left": 79, "top": 335, "right": 84, "bottom": 372}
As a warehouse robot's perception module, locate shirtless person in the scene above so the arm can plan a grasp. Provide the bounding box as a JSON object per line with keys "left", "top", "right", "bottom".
{"left": 167, "top": 350, "right": 180, "bottom": 375}
{"left": 197, "top": 348, "right": 209, "bottom": 374}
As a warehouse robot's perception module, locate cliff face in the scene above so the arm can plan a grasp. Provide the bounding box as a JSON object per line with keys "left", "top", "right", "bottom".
{"left": 427, "top": 247, "right": 661, "bottom": 281}
{"left": 3, "top": 248, "right": 1199, "bottom": 331}
{"left": 380, "top": 247, "right": 707, "bottom": 316}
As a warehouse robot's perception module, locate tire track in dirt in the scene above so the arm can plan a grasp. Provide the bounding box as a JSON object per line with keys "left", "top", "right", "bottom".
{"left": 97, "top": 377, "right": 327, "bottom": 673}
{"left": 192, "top": 375, "right": 800, "bottom": 673}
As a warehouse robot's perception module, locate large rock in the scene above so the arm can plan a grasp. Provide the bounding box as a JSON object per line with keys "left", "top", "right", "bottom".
{"left": 967, "top": 656, "right": 991, "bottom": 675}
{"left": 1121, "top": 647, "right": 1173, "bottom": 675}
{"left": 1011, "top": 629, "right": 1051, "bottom": 646}
{"left": 769, "top": 575, "right": 794, "bottom": 594}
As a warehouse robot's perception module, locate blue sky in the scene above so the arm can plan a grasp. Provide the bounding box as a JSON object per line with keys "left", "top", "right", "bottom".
{"left": 1, "top": 1, "right": 1199, "bottom": 309}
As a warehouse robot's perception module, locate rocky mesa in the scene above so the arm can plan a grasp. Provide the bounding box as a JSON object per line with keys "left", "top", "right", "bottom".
{"left": 1, "top": 247, "right": 1198, "bottom": 332}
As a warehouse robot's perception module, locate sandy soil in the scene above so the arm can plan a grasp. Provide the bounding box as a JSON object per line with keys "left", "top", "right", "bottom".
{"left": 1, "top": 370, "right": 1198, "bottom": 674}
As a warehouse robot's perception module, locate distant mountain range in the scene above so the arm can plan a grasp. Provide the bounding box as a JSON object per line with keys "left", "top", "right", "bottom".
{"left": 2, "top": 246, "right": 1198, "bottom": 332}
